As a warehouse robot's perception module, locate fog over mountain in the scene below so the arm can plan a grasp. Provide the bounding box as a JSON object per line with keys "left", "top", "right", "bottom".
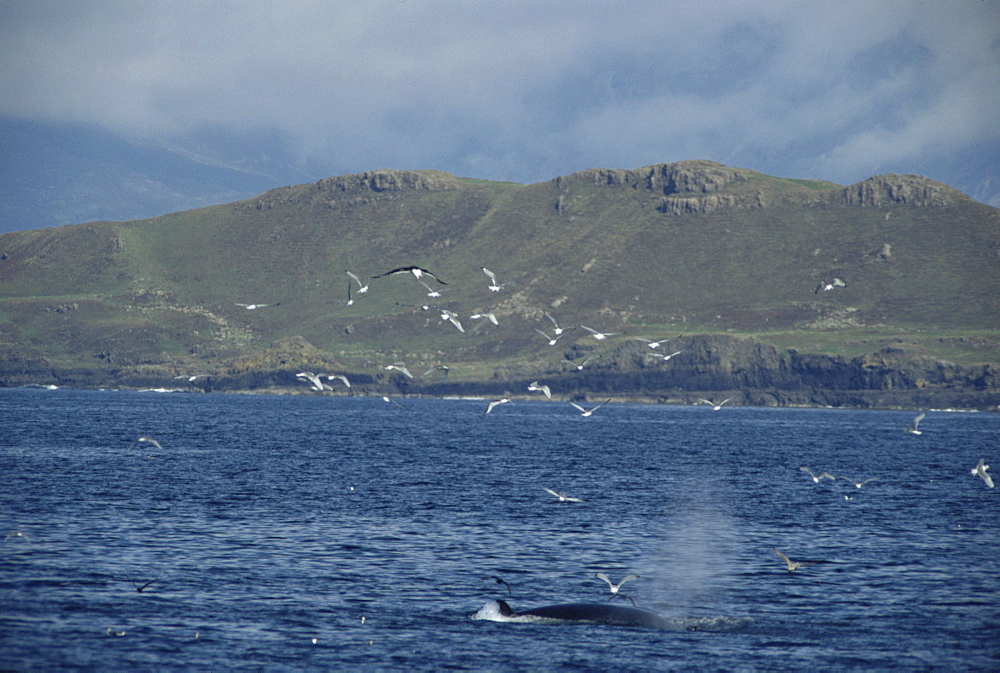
{"left": 2, "top": 1, "right": 998, "bottom": 233}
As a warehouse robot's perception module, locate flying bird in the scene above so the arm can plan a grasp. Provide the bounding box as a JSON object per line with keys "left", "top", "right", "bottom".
{"left": 3, "top": 530, "right": 30, "bottom": 543}
{"left": 568, "top": 355, "right": 600, "bottom": 370}
{"left": 648, "top": 349, "right": 684, "bottom": 362}
{"left": 594, "top": 572, "right": 639, "bottom": 595}
{"left": 423, "top": 365, "right": 450, "bottom": 383}
{"left": 485, "top": 398, "right": 512, "bottom": 415}
{"left": 173, "top": 374, "right": 208, "bottom": 382}
{"left": 814, "top": 278, "right": 847, "bottom": 293}
{"left": 904, "top": 412, "right": 926, "bottom": 435}
{"left": 297, "top": 371, "right": 329, "bottom": 392}
{"left": 372, "top": 265, "right": 447, "bottom": 285}
{"left": 418, "top": 280, "right": 448, "bottom": 298}
{"left": 544, "top": 313, "right": 575, "bottom": 336}
{"left": 470, "top": 312, "right": 499, "bottom": 326}
{"left": 528, "top": 381, "right": 551, "bottom": 398}
{"left": 580, "top": 325, "right": 622, "bottom": 340}
{"left": 136, "top": 436, "right": 164, "bottom": 450}
{"left": 385, "top": 364, "right": 414, "bottom": 379}
{"left": 800, "top": 467, "right": 836, "bottom": 483}
{"left": 570, "top": 399, "right": 611, "bottom": 417}
{"left": 636, "top": 337, "right": 675, "bottom": 349}
{"left": 439, "top": 309, "right": 465, "bottom": 333}
{"left": 698, "top": 397, "right": 733, "bottom": 410}
{"left": 839, "top": 476, "right": 877, "bottom": 489}
{"left": 381, "top": 396, "right": 409, "bottom": 410}
{"left": 972, "top": 459, "right": 994, "bottom": 488}
{"left": 345, "top": 270, "right": 370, "bottom": 295}
{"left": 127, "top": 578, "right": 157, "bottom": 593}
{"left": 535, "top": 328, "right": 563, "bottom": 346}
{"left": 326, "top": 374, "right": 351, "bottom": 388}
{"left": 235, "top": 302, "right": 279, "bottom": 310}
{"left": 543, "top": 487, "right": 584, "bottom": 502}
{"left": 773, "top": 548, "right": 815, "bottom": 571}
{"left": 480, "top": 267, "right": 510, "bottom": 292}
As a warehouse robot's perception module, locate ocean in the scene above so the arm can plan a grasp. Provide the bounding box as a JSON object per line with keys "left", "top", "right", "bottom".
{"left": 1, "top": 388, "right": 997, "bottom": 671}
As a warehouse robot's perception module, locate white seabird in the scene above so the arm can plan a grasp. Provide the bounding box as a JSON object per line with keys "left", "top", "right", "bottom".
{"left": 535, "top": 328, "right": 563, "bottom": 346}
{"left": 440, "top": 309, "right": 465, "bottom": 333}
{"left": 972, "top": 459, "right": 994, "bottom": 488}
{"left": 136, "top": 436, "right": 164, "bottom": 450}
{"left": 698, "top": 397, "right": 733, "bottom": 410}
{"left": 773, "top": 548, "right": 815, "bottom": 571}
{"left": 485, "top": 398, "right": 512, "bottom": 415}
{"left": 544, "top": 487, "right": 584, "bottom": 502}
{"left": 418, "top": 279, "right": 448, "bottom": 298}
{"left": 297, "top": 371, "right": 329, "bottom": 392}
{"left": 382, "top": 395, "right": 409, "bottom": 410}
{"left": 480, "top": 267, "right": 507, "bottom": 292}
{"left": 385, "top": 364, "right": 414, "bottom": 379}
{"left": 580, "top": 325, "right": 622, "bottom": 341}
{"left": 800, "top": 467, "right": 836, "bottom": 483}
{"left": 594, "top": 572, "right": 639, "bottom": 595}
{"left": 326, "top": 374, "right": 351, "bottom": 388}
{"left": 173, "top": 374, "right": 208, "bottom": 382}
{"left": 423, "top": 365, "right": 450, "bottom": 383}
{"left": 636, "top": 337, "right": 675, "bottom": 349}
{"left": 568, "top": 355, "right": 600, "bottom": 370}
{"left": 470, "top": 312, "right": 499, "bottom": 326}
{"left": 814, "top": 278, "right": 847, "bottom": 293}
{"left": 904, "top": 412, "right": 926, "bottom": 435}
{"left": 346, "top": 270, "right": 370, "bottom": 295}
{"left": 235, "top": 302, "right": 279, "bottom": 310}
{"left": 570, "top": 399, "right": 611, "bottom": 417}
{"left": 544, "top": 313, "right": 575, "bottom": 336}
{"left": 839, "top": 476, "right": 877, "bottom": 489}
{"left": 528, "top": 381, "right": 551, "bottom": 398}
{"left": 648, "top": 349, "right": 684, "bottom": 362}
{"left": 3, "top": 530, "right": 31, "bottom": 543}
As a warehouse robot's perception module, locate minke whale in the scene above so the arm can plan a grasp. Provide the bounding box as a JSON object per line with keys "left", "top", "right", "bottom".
{"left": 491, "top": 599, "right": 673, "bottom": 629}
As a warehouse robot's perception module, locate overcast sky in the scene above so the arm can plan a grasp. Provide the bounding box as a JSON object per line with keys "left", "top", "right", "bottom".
{"left": 2, "top": 0, "right": 998, "bottom": 193}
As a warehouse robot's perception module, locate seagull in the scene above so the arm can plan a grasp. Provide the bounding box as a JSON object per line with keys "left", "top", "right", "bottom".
{"left": 773, "top": 548, "right": 815, "bottom": 571}
{"left": 470, "top": 312, "right": 499, "bottom": 326}
{"left": 439, "top": 309, "right": 465, "bottom": 333}
{"left": 800, "top": 467, "right": 836, "bottom": 483}
{"left": 972, "top": 459, "right": 994, "bottom": 488}
{"left": 136, "top": 436, "right": 164, "bottom": 450}
{"left": 814, "top": 278, "right": 847, "bottom": 293}
{"left": 636, "top": 337, "right": 675, "bottom": 349}
{"left": 106, "top": 627, "right": 127, "bottom": 637}
{"left": 648, "top": 349, "right": 684, "bottom": 362}
{"left": 346, "top": 281, "right": 355, "bottom": 306}
{"left": 568, "top": 355, "right": 600, "bottom": 370}
{"left": 127, "top": 578, "right": 157, "bottom": 593}
{"left": 570, "top": 399, "right": 611, "bottom": 417}
{"left": 346, "top": 270, "right": 370, "bottom": 295}
{"left": 544, "top": 313, "right": 575, "bottom": 336}
{"left": 297, "top": 371, "right": 329, "bottom": 392}
{"left": 698, "top": 397, "right": 733, "bottom": 410}
{"left": 485, "top": 398, "right": 512, "bottom": 415}
{"left": 528, "top": 381, "right": 551, "bottom": 398}
{"left": 235, "top": 302, "right": 279, "bottom": 310}
{"left": 417, "top": 279, "right": 448, "bottom": 298}
{"left": 3, "top": 530, "right": 30, "bottom": 543}
{"left": 594, "top": 572, "right": 640, "bottom": 595}
{"left": 325, "top": 374, "right": 351, "bottom": 388}
{"left": 382, "top": 396, "right": 409, "bottom": 410}
{"left": 483, "top": 575, "right": 512, "bottom": 596}
{"left": 535, "top": 328, "right": 563, "bottom": 346}
{"left": 839, "top": 476, "right": 877, "bottom": 489}
{"left": 544, "top": 487, "right": 584, "bottom": 502}
{"left": 481, "top": 267, "right": 509, "bottom": 292}
{"left": 904, "top": 412, "right": 926, "bottom": 435}
{"left": 372, "top": 265, "right": 447, "bottom": 285}
{"left": 580, "top": 325, "right": 622, "bottom": 340}
{"left": 173, "top": 374, "right": 208, "bottom": 382}
{"left": 423, "top": 365, "right": 450, "bottom": 383}
{"left": 385, "top": 364, "right": 414, "bottom": 379}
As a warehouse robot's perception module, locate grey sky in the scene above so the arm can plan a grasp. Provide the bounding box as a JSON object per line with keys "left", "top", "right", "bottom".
{"left": 2, "top": 0, "right": 998, "bottom": 189}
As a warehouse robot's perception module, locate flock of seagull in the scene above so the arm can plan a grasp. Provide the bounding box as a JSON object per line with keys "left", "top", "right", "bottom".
{"left": 234, "top": 262, "right": 710, "bottom": 417}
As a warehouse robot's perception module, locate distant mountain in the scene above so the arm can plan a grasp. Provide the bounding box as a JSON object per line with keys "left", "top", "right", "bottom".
{"left": 0, "top": 118, "right": 317, "bottom": 233}
{"left": 0, "top": 161, "right": 997, "bottom": 407}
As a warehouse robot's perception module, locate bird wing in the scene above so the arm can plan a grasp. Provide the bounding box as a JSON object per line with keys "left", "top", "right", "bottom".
{"left": 481, "top": 267, "right": 497, "bottom": 283}
{"left": 619, "top": 574, "right": 640, "bottom": 586}
{"left": 570, "top": 402, "right": 586, "bottom": 413}
{"left": 594, "top": 572, "right": 613, "bottom": 588}
{"left": 773, "top": 548, "right": 792, "bottom": 566}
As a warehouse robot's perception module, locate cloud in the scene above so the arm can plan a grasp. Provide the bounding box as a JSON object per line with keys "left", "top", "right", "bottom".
{"left": 1, "top": 0, "right": 997, "bottom": 187}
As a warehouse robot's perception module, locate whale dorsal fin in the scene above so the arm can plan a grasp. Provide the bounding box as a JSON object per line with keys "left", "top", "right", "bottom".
{"left": 496, "top": 600, "right": 516, "bottom": 617}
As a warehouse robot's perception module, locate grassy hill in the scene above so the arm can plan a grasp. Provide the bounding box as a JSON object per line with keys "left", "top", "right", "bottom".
{"left": 0, "top": 160, "right": 997, "bottom": 404}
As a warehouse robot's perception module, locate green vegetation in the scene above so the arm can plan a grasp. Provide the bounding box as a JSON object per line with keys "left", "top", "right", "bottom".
{"left": 0, "top": 161, "right": 997, "bottom": 403}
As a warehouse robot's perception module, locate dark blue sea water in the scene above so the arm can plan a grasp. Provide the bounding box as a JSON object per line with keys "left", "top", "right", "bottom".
{"left": 2, "top": 388, "right": 998, "bottom": 671}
